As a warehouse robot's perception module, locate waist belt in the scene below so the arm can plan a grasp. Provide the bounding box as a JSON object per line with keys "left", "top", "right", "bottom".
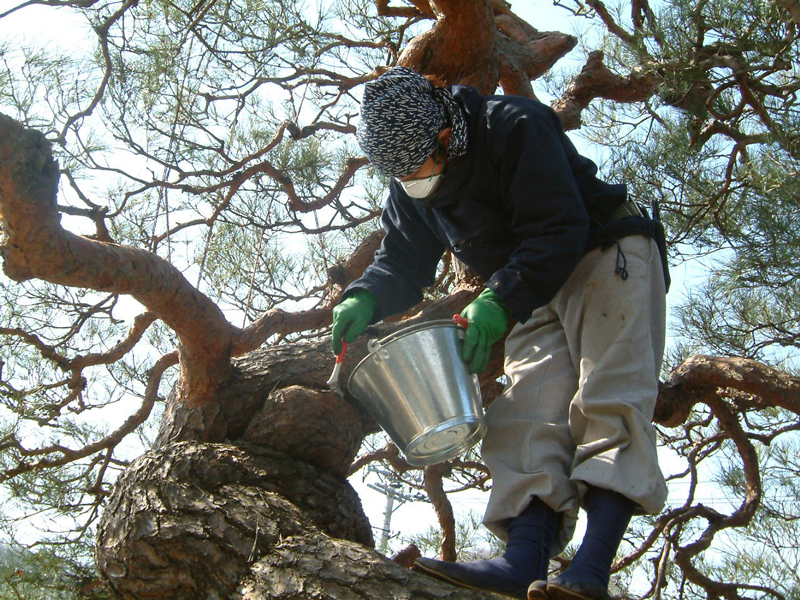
{"left": 588, "top": 199, "right": 671, "bottom": 293}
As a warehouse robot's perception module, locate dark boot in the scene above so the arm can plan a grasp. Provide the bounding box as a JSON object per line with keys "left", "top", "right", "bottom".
{"left": 541, "top": 486, "right": 634, "bottom": 600}
{"left": 413, "top": 497, "right": 558, "bottom": 600}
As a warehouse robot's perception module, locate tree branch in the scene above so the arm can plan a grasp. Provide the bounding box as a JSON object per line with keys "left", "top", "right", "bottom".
{"left": 775, "top": 0, "right": 800, "bottom": 25}
{"left": 398, "top": 0, "right": 499, "bottom": 91}
{"left": 0, "top": 351, "right": 172, "bottom": 484}
{"left": 68, "top": 311, "right": 158, "bottom": 370}
{"left": 553, "top": 51, "right": 657, "bottom": 130}
{"left": 375, "top": 0, "right": 428, "bottom": 18}
{"left": 0, "top": 114, "right": 233, "bottom": 409}
{"left": 586, "top": 0, "right": 635, "bottom": 44}
{"left": 58, "top": 0, "right": 139, "bottom": 144}
{"left": 347, "top": 442, "right": 419, "bottom": 479}
{"left": 655, "top": 354, "right": 800, "bottom": 427}
{"left": 495, "top": 14, "right": 577, "bottom": 98}
{"left": 424, "top": 463, "right": 458, "bottom": 562}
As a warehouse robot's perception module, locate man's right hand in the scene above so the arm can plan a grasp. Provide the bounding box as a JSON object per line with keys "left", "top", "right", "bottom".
{"left": 331, "top": 290, "right": 378, "bottom": 354}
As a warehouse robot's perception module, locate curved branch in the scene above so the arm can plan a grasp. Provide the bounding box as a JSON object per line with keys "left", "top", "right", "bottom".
{"left": 0, "top": 0, "right": 99, "bottom": 18}
{"left": 58, "top": 0, "right": 138, "bottom": 143}
{"left": 348, "top": 441, "right": 415, "bottom": 477}
{"left": 647, "top": 354, "right": 779, "bottom": 600}
{"left": 231, "top": 307, "right": 331, "bottom": 356}
{"left": 585, "top": 0, "right": 635, "bottom": 44}
{"left": 655, "top": 354, "right": 800, "bottom": 427}
{"left": 424, "top": 463, "right": 458, "bottom": 562}
{"left": 213, "top": 155, "right": 369, "bottom": 215}
{"left": 0, "top": 351, "right": 173, "bottom": 484}
{"left": 553, "top": 50, "right": 657, "bottom": 130}
{"left": 0, "top": 114, "right": 233, "bottom": 405}
{"left": 231, "top": 229, "right": 386, "bottom": 355}
{"left": 0, "top": 326, "right": 71, "bottom": 369}
{"left": 662, "top": 395, "right": 763, "bottom": 600}
{"left": 68, "top": 311, "right": 158, "bottom": 370}
{"left": 285, "top": 120, "right": 357, "bottom": 139}
{"left": 699, "top": 396, "right": 761, "bottom": 528}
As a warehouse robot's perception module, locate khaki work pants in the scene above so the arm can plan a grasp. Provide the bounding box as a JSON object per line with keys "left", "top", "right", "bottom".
{"left": 481, "top": 235, "right": 667, "bottom": 555}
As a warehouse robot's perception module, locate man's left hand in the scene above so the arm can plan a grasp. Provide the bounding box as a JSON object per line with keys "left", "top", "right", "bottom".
{"left": 459, "top": 288, "right": 511, "bottom": 374}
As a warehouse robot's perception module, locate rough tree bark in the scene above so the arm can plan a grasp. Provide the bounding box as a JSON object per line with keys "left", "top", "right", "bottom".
{"left": 95, "top": 440, "right": 511, "bottom": 600}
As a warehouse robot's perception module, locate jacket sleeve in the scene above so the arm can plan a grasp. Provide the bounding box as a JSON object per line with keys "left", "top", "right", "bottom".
{"left": 344, "top": 187, "right": 446, "bottom": 322}
{"left": 483, "top": 103, "right": 591, "bottom": 322}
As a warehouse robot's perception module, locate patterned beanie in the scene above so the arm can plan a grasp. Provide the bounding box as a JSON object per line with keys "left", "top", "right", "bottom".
{"left": 357, "top": 66, "right": 469, "bottom": 178}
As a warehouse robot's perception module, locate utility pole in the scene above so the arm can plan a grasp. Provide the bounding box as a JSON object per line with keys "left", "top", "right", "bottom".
{"left": 378, "top": 486, "right": 395, "bottom": 554}
{"left": 366, "top": 466, "right": 426, "bottom": 555}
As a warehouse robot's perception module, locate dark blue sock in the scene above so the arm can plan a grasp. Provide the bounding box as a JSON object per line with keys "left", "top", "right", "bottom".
{"left": 414, "top": 496, "right": 558, "bottom": 599}
{"left": 559, "top": 486, "right": 635, "bottom": 589}
{"left": 502, "top": 496, "right": 559, "bottom": 580}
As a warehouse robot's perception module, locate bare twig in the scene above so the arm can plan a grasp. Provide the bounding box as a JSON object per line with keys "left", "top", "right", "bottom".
{"left": 0, "top": 351, "right": 175, "bottom": 484}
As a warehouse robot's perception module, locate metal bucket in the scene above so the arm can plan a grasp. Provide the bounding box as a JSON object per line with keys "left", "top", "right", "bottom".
{"left": 348, "top": 319, "right": 486, "bottom": 466}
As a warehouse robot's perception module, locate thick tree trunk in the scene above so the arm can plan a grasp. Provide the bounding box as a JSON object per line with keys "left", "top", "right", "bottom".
{"left": 95, "top": 442, "right": 504, "bottom": 600}
{"left": 95, "top": 439, "right": 508, "bottom": 599}
{"left": 96, "top": 441, "right": 377, "bottom": 599}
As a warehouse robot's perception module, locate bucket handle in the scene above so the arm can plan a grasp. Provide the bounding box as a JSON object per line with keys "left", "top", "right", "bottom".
{"left": 367, "top": 337, "right": 392, "bottom": 362}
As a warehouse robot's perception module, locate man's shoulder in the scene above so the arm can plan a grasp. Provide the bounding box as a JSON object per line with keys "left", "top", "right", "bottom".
{"left": 453, "top": 86, "right": 557, "bottom": 144}
{"left": 453, "top": 85, "right": 549, "bottom": 116}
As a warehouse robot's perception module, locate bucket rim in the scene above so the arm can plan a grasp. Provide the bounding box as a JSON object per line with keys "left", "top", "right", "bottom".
{"left": 371, "top": 318, "right": 459, "bottom": 346}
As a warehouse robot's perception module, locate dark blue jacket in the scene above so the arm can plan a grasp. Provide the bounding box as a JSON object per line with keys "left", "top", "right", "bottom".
{"left": 347, "top": 85, "right": 655, "bottom": 323}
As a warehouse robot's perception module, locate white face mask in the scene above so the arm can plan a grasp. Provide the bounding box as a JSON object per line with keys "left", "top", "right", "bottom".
{"left": 396, "top": 144, "right": 445, "bottom": 199}
{"left": 397, "top": 172, "right": 444, "bottom": 199}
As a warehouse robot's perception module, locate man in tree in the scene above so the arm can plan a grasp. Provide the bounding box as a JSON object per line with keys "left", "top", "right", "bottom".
{"left": 331, "top": 66, "right": 668, "bottom": 600}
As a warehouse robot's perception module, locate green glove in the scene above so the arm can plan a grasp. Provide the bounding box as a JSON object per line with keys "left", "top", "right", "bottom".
{"left": 460, "top": 288, "right": 511, "bottom": 374}
{"left": 331, "top": 290, "right": 378, "bottom": 354}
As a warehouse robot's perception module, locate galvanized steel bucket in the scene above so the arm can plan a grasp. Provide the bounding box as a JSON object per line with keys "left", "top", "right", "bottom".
{"left": 348, "top": 319, "right": 486, "bottom": 466}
